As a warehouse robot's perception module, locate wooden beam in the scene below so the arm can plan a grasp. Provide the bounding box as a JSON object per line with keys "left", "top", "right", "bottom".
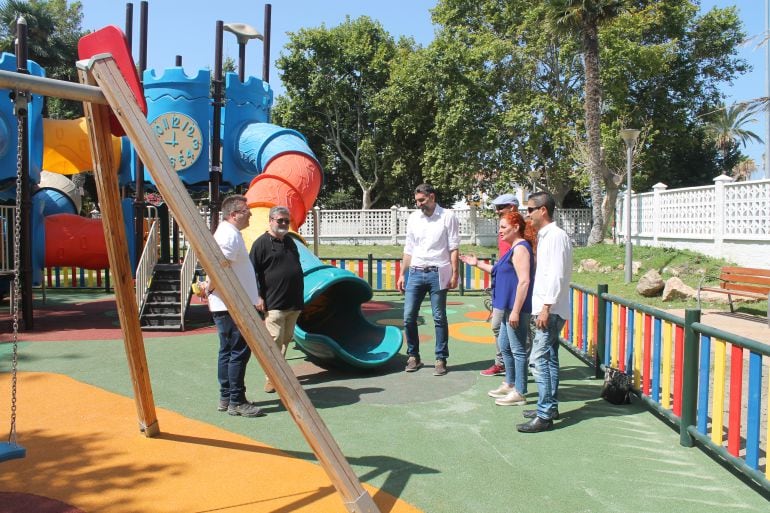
{"left": 80, "top": 55, "right": 379, "bottom": 513}
{"left": 77, "top": 66, "right": 159, "bottom": 437}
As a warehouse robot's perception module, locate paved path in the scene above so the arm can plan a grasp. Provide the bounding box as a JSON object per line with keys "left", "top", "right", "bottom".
{"left": 666, "top": 308, "right": 769, "bottom": 344}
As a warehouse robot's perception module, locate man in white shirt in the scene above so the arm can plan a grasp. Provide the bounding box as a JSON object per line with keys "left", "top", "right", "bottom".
{"left": 205, "top": 194, "right": 265, "bottom": 418}
{"left": 517, "top": 191, "right": 572, "bottom": 433}
{"left": 397, "top": 183, "right": 460, "bottom": 376}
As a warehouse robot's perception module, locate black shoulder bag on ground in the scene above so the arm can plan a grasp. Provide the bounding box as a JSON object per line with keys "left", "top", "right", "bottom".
{"left": 601, "top": 367, "right": 632, "bottom": 405}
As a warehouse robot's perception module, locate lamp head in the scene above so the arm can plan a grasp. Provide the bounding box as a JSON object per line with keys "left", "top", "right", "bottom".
{"left": 224, "top": 22, "right": 263, "bottom": 45}
{"left": 619, "top": 128, "right": 641, "bottom": 149}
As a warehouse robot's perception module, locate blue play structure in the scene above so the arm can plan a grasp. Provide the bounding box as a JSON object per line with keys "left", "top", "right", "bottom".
{"left": 0, "top": 56, "right": 402, "bottom": 370}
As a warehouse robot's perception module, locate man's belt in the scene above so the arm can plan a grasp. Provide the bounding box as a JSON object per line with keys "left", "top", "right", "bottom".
{"left": 410, "top": 266, "right": 439, "bottom": 272}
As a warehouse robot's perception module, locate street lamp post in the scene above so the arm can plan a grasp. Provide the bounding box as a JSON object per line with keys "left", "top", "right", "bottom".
{"left": 620, "top": 128, "right": 641, "bottom": 284}
{"left": 223, "top": 22, "right": 263, "bottom": 82}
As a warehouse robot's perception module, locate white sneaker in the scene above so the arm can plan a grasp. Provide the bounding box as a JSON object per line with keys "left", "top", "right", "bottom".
{"left": 488, "top": 382, "right": 514, "bottom": 398}
{"left": 495, "top": 389, "right": 527, "bottom": 406}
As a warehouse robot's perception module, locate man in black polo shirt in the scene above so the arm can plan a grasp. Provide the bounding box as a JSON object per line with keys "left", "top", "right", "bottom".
{"left": 249, "top": 206, "right": 304, "bottom": 393}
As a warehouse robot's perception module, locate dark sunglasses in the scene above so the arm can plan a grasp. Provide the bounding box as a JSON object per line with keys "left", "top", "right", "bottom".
{"left": 495, "top": 204, "right": 510, "bottom": 211}
{"left": 271, "top": 218, "right": 290, "bottom": 225}
{"left": 527, "top": 206, "right": 542, "bottom": 213}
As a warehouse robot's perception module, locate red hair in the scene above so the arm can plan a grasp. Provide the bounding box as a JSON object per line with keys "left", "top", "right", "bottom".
{"left": 500, "top": 211, "right": 536, "bottom": 253}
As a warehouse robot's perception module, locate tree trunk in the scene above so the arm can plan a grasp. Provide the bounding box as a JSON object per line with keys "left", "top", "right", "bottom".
{"left": 361, "top": 187, "right": 374, "bottom": 210}
{"left": 582, "top": 23, "right": 605, "bottom": 245}
{"left": 602, "top": 179, "right": 619, "bottom": 243}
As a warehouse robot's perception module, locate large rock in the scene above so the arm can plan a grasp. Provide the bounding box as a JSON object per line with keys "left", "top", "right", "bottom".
{"left": 662, "top": 277, "right": 697, "bottom": 302}
{"left": 579, "top": 258, "right": 601, "bottom": 272}
{"left": 637, "top": 269, "right": 665, "bottom": 297}
{"left": 618, "top": 261, "right": 643, "bottom": 274}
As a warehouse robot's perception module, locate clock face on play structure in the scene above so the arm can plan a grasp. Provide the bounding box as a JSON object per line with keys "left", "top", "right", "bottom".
{"left": 150, "top": 112, "right": 203, "bottom": 171}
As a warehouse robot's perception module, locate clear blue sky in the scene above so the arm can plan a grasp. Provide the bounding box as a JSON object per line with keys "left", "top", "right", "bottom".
{"left": 77, "top": 0, "right": 768, "bottom": 178}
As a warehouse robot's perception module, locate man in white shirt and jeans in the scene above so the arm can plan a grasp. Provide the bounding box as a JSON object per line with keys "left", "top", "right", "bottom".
{"left": 205, "top": 194, "right": 265, "bottom": 418}
{"left": 517, "top": 191, "right": 572, "bottom": 433}
{"left": 397, "top": 184, "right": 460, "bottom": 376}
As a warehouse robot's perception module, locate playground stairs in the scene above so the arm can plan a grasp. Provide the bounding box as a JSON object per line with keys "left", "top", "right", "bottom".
{"left": 139, "top": 263, "right": 189, "bottom": 331}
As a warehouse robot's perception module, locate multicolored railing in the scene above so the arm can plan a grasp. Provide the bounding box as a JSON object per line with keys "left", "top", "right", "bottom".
{"left": 318, "top": 256, "right": 495, "bottom": 292}
{"left": 37, "top": 255, "right": 496, "bottom": 293}
{"left": 43, "top": 266, "right": 112, "bottom": 290}
{"left": 563, "top": 284, "right": 769, "bottom": 493}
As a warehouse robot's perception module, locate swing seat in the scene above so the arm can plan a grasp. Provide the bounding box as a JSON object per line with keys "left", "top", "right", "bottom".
{"left": 0, "top": 442, "right": 26, "bottom": 462}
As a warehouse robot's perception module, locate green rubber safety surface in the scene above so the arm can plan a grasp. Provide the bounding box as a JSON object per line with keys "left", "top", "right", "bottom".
{"left": 4, "top": 292, "right": 768, "bottom": 513}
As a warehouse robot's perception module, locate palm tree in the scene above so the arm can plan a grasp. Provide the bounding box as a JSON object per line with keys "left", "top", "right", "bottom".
{"left": 705, "top": 103, "right": 763, "bottom": 173}
{"left": 547, "top": 0, "right": 624, "bottom": 245}
{"left": 731, "top": 158, "right": 757, "bottom": 181}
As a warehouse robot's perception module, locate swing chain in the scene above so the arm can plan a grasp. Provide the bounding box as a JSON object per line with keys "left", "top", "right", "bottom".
{"left": 8, "top": 90, "right": 24, "bottom": 445}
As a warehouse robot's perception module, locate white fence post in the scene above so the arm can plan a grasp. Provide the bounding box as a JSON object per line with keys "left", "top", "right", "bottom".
{"left": 712, "top": 174, "right": 733, "bottom": 254}
{"left": 469, "top": 204, "right": 478, "bottom": 245}
{"left": 652, "top": 182, "right": 667, "bottom": 245}
{"left": 390, "top": 205, "right": 398, "bottom": 245}
{"left": 313, "top": 206, "right": 321, "bottom": 255}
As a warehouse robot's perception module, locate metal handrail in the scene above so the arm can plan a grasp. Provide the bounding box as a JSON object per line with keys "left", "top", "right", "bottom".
{"left": 178, "top": 244, "right": 198, "bottom": 330}
{"left": 135, "top": 218, "right": 159, "bottom": 312}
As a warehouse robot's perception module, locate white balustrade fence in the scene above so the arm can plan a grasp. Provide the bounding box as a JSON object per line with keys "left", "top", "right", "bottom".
{"left": 616, "top": 175, "right": 770, "bottom": 268}
{"left": 297, "top": 206, "right": 591, "bottom": 247}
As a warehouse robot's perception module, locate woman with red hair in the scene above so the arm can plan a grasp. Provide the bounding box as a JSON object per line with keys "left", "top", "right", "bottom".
{"left": 462, "top": 211, "right": 536, "bottom": 405}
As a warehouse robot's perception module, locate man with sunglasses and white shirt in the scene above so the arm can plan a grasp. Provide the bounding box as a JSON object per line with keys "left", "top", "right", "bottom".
{"left": 249, "top": 206, "right": 304, "bottom": 394}
{"left": 517, "top": 191, "right": 572, "bottom": 433}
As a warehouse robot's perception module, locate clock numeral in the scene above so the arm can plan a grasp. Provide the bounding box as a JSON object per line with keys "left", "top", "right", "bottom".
{"left": 154, "top": 124, "right": 164, "bottom": 136}
{"left": 187, "top": 125, "right": 196, "bottom": 137}
{"left": 169, "top": 156, "right": 176, "bottom": 169}
{"left": 192, "top": 138, "right": 200, "bottom": 150}
{"left": 171, "top": 115, "right": 181, "bottom": 128}
{"left": 178, "top": 155, "right": 187, "bottom": 168}
{"left": 162, "top": 117, "right": 170, "bottom": 130}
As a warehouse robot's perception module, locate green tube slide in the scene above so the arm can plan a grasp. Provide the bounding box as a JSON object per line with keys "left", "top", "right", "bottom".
{"left": 294, "top": 242, "right": 403, "bottom": 369}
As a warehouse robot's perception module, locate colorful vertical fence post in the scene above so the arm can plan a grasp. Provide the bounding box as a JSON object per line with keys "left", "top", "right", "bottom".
{"left": 679, "top": 309, "right": 700, "bottom": 448}
{"left": 745, "top": 351, "right": 762, "bottom": 469}
{"left": 696, "top": 334, "right": 711, "bottom": 435}
{"left": 711, "top": 338, "right": 727, "bottom": 447}
{"left": 727, "top": 343, "right": 743, "bottom": 456}
{"left": 596, "top": 284, "right": 608, "bottom": 378}
{"left": 642, "top": 314, "right": 652, "bottom": 396}
{"left": 651, "top": 317, "right": 662, "bottom": 403}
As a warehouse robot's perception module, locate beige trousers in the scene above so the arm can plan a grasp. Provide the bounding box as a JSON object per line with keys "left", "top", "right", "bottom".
{"left": 264, "top": 309, "right": 301, "bottom": 357}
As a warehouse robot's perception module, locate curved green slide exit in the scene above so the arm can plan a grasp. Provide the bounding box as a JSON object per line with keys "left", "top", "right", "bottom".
{"left": 294, "top": 243, "right": 403, "bottom": 369}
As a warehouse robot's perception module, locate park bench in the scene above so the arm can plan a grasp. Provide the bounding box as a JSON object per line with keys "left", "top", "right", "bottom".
{"left": 697, "top": 266, "right": 770, "bottom": 327}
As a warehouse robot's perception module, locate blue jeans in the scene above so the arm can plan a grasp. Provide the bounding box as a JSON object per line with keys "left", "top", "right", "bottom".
{"left": 212, "top": 311, "right": 252, "bottom": 403}
{"left": 403, "top": 269, "right": 449, "bottom": 360}
{"left": 530, "top": 314, "right": 565, "bottom": 419}
{"left": 498, "top": 309, "right": 530, "bottom": 394}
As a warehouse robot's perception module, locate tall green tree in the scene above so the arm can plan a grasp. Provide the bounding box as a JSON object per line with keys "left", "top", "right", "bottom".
{"left": 0, "top": 0, "right": 86, "bottom": 118}
{"left": 424, "top": 1, "right": 584, "bottom": 204}
{"left": 273, "top": 17, "right": 409, "bottom": 209}
{"left": 600, "top": 2, "right": 748, "bottom": 190}
{"left": 428, "top": 0, "right": 747, "bottom": 229}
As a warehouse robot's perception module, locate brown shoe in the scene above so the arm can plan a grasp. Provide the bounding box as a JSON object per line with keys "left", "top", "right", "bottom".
{"left": 405, "top": 356, "right": 423, "bottom": 372}
{"left": 264, "top": 380, "right": 276, "bottom": 393}
{"left": 433, "top": 359, "right": 447, "bottom": 376}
